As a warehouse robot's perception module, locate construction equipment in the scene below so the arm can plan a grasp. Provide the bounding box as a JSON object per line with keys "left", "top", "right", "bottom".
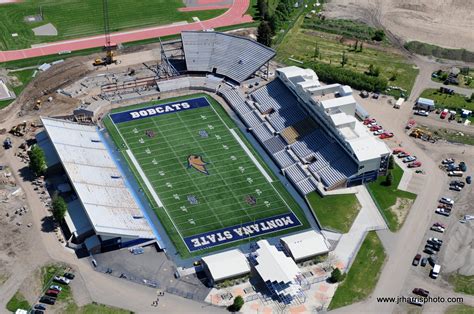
{"left": 410, "top": 128, "right": 432, "bottom": 140}
{"left": 93, "top": 0, "right": 117, "bottom": 66}
{"left": 34, "top": 99, "right": 42, "bottom": 110}
{"left": 10, "top": 122, "right": 28, "bottom": 137}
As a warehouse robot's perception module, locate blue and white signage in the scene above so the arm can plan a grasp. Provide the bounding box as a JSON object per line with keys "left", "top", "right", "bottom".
{"left": 110, "top": 97, "right": 210, "bottom": 124}
{"left": 184, "top": 212, "right": 302, "bottom": 252}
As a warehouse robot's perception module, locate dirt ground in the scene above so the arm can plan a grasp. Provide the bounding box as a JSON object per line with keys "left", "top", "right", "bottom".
{"left": 324, "top": 0, "right": 474, "bottom": 51}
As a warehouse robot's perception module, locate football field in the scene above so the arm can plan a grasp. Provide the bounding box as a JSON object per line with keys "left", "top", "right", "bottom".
{"left": 105, "top": 94, "right": 309, "bottom": 257}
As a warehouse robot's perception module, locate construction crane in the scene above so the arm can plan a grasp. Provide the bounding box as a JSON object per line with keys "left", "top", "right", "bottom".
{"left": 93, "top": 0, "right": 117, "bottom": 66}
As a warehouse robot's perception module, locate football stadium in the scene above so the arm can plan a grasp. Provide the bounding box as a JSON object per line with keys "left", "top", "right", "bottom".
{"left": 39, "top": 31, "right": 390, "bottom": 268}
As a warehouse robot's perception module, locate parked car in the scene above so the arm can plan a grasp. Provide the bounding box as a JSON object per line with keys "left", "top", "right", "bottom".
{"left": 440, "top": 197, "right": 454, "bottom": 205}
{"left": 34, "top": 304, "right": 46, "bottom": 311}
{"left": 39, "top": 296, "right": 56, "bottom": 305}
{"left": 420, "top": 258, "right": 428, "bottom": 267}
{"left": 466, "top": 176, "right": 472, "bottom": 184}
{"left": 403, "top": 156, "right": 417, "bottom": 163}
{"left": 424, "top": 247, "right": 435, "bottom": 255}
{"left": 373, "top": 129, "right": 384, "bottom": 136}
{"left": 372, "top": 93, "right": 380, "bottom": 99}
{"left": 32, "top": 310, "right": 44, "bottom": 314}
{"left": 392, "top": 148, "right": 406, "bottom": 154}
{"left": 433, "top": 222, "right": 446, "bottom": 228}
{"left": 408, "top": 161, "right": 422, "bottom": 168}
{"left": 412, "top": 254, "right": 422, "bottom": 266}
{"left": 413, "top": 288, "right": 430, "bottom": 297}
{"left": 46, "top": 289, "right": 60, "bottom": 297}
{"left": 414, "top": 110, "right": 429, "bottom": 116}
{"left": 53, "top": 276, "right": 70, "bottom": 285}
{"left": 450, "top": 185, "right": 462, "bottom": 191}
{"left": 437, "top": 202, "right": 452, "bottom": 209}
{"left": 440, "top": 109, "right": 449, "bottom": 119}
{"left": 426, "top": 244, "right": 440, "bottom": 252}
{"left": 398, "top": 152, "right": 409, "bottom": 158}
{"left": 64, "top": 272, "right": 75, "bottom": 280}
{"left": 360, "top": 90, "right": 369, "bottom": 98}
{"left": 408, "top": 298, "right": 424, "bottom": 306}
{"left": 370, "top": 125, "right": 383, "bottom": 131}
{"left": 435, "top": 208, "right": 451, "bottom": 217}
{"left": 428, "top": 237, "right": 443, "bottom": 245}
{"left": 442, "top": 158, "right": 455, "bottom": 164}
{"left": 459, "top": 161, "right": 467, "bottom": 172}
{"left": 448, "top": 171, "right": 464, "bottom": 177}
{"left": 431, "top": 225, "right": 445, "bottom": 233}
{"left": 50, "top": 285, "right": 63, "bottom": 292}
{"left": 363, "top": 118, "right": 376, "bottom": 125}
{"left": 450, "top": 180, "right": 465, "bottom": 187}
{"left": 428, "top": 255, "right": 438, "bottom": 267}
{"left": 380, "top": 132, "right": 394, "bottom": 139}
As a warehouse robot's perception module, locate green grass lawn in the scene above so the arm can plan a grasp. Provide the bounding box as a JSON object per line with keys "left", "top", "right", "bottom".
{"left": 0, "top": 68, "right": 36, "bottom": 109}
{"left": 367, "top": 163, "right": 417, "bottom": 231}
{"left": 104, "top": 93, "right": 309, "bottom": 258}
{"left": 6, "top": 291, "right": 30, "bottom": 312}
{"left": 66, "top": 302, "right": 133, "bottom": 314}
{"left": 448, "top": 273, "right": 474, "bottom": 295}
{"left": 0, "top": 0, "right": 225, "bottom": 50}
{"left": 277, "top": 16, "right": 418, "bottom": 96}
{"left": 328, "top": 231, "right": 386, "bottom": 310}
{"left": 306, "top": 192, "right": 361, "bottom": 233}
{"left": 420, "top": 89, "right": 474, "bottom": 111}
{"left": 445, "top": 304, "right": 474, "bottom": 314}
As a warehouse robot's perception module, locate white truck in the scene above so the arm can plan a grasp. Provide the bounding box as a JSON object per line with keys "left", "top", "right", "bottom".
{"left": 431, "top": 264, "right": 441, "bottom": 278}
{"left": 393, "top": 98, "right": 405, "bottom": 109}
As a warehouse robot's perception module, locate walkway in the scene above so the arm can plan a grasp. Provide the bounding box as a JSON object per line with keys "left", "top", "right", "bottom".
{"left": 0, "top": 0, "right": 252, "bottom": 62}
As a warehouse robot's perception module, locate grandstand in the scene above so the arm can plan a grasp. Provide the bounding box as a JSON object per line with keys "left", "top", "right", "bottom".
{"left": 41, "top": 117, "right": 155, "bottom": 251}
{"left": 219, "top": 66, "right": 390, "bottom": 192}
{"left": 181, "top": 31, "right": 275, "bottom": 83}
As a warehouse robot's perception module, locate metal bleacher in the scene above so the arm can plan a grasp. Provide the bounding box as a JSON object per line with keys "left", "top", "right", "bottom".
{"left": 220, "top": 77, "right": 358, "bottom": 192}
{"left": 181, "top": 31, "right": 275, "bottom": 83}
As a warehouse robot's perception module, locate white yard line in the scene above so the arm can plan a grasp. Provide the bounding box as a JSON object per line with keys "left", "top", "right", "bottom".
{"left": 126, "top": 150, "right": 163, "bottom": 208}
{"left": 229, "top": 129, "right": 273, "bottom": 183}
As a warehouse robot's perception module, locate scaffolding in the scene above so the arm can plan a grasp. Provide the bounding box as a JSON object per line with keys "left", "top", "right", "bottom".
{"left": 157, "top": 37, "right": 185, "bottom": 79}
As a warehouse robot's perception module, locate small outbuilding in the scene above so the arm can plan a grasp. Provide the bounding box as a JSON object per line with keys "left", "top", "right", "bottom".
{"left": 280, "top": 230, "right": 330, "bottom": 262}
{"left": 201, "top": 249, "right": 250, "bottom": 285}
{"left": 416, "top": 97, "right": 435, "bottom": 111}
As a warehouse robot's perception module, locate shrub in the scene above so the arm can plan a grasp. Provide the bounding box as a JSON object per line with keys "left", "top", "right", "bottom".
{"left": 330, "top": 268, "right": 346, "bottom": 283}
{"left": 52, "top": 193, "right": 67, "bottom": 222}
{"left": 384, "top": 171, "right": 393, "bottom": 186}
{"left": 388, "top": 155, "right": 394, "bottom": 169}
{"left": 372, "top": 29, "right": 385, "bottom": 41}
{"left": 227, "top": 296, "right": 244, "bottom": 312}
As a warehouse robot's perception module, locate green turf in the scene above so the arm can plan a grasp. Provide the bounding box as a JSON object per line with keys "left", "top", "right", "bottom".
{"left": 306, "top": 192, "right": 360, "bottom": 233}
{"left": 6, "top": 291, "right": 31, "bottom": 312}
{"left": 0, "top": 69, "right": 36, "bottom": 109}
{"left": 367, "top": 163, "right": 416, "bottom": 231}
{"left": 445, "top": 304, "right": 474, "bottom": 314}
{"left": 420, "top": 89, "right": 474, "bottom": 111}
{"left": 328, "top": 231, "right": 386, "bottom": 310}
{"left": 0, "top": 0, "right": 225, "bottom": 50}
{"left": 104, "top": 94, "right": 309, "bottom": 257}
{"left": 448, "top": 274, "right": 474, "bottom": 295}
{"left": 277, "top": 15, "right": 418, "bottom": 96}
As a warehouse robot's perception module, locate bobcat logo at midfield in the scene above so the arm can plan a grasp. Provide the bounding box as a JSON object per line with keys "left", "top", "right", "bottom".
{"left": 187, "top": 155, "right": 209, "bottom": 175}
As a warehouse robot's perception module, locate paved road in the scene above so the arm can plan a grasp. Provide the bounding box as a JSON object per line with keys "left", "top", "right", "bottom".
{"left": 0, "top": 0, "right": 252, "bottom": 62}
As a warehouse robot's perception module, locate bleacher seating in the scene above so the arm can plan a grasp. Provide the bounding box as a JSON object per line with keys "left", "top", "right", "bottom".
{"left": 181, "top": 31, "right": 275, "bottom": 83}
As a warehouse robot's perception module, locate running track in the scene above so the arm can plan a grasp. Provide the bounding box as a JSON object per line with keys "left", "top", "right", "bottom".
{"left": 0, "top": 0, "right": 252, "bottom": 62}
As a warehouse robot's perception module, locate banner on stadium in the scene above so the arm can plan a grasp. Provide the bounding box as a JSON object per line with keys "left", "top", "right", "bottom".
{"left": 183, "top": 212, "right": 302, "bottom": 252}
{"left": 110, "top": 97, "right": 210, "bottom": 124}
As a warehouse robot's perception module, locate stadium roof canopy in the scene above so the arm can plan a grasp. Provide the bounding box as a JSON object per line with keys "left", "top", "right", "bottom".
{"left": 41, "top": 117, "right": 154, "bottom": 240}
{"left": 280, "top": 230, "right": 330, "bottom": 262}
{"left": 181, "top": 31, "right": 275, "bottom": 83}
{"left": 201, "top": 249, "right": 250, "bottom": 282}
{"left": 254, "top": 240, "right": 300, "bottom": 284}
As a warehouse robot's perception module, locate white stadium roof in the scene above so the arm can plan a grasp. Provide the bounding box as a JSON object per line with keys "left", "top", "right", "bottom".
{"left": 281, "top": 230, "right": 330, "bottom": 262}
{"left": 42, "top": 117, "right": 154, "bottom": 239}
{"left": 201, "top": 249, "right": 250, "bottom": 282}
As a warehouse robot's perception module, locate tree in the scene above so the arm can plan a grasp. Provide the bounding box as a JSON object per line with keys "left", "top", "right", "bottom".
{"left": 367, "top": 64, "right": 380, "bottom": 77}
{"left": 359, "top": 42, "right": 363, "bottom": 52}
{"left": 227, "top": 296, "right": 244, "bottom": 312}
{"left": 313, "top": 43, "right": 320, "bottom": 61}
{"left": 388, "top": 155, "right": 394, "bottom": 169}
{"left": 354, "top": 40, "right": 359, "bottom": 51}
{"left": 52, "top": 193, "right": 67, "bottom": 222}
{"left": 257, "top": 21, "right": 272, "bottom": 47}
{"left": 341, "top": 51, "right": 348, "bottom": 67}
{"left": 330, "top": 268, "right": 346, "bottom": 283}
{"left": 28, "top": 145, "right": 47, "bottom": 177}
{"left": 372, "top": 29, "right": 385, "bottom": 41}
{"left": 267, "top": 14, "right": 278, "bottom": 35}
{"left": 385, "top": 171, "right": 393, "bottom": 186}
{"left": 469, "top": 92, "right": 474, "bottom": 103}
{"left": 257, "top": 0, "right": 268, "bottom": 20}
